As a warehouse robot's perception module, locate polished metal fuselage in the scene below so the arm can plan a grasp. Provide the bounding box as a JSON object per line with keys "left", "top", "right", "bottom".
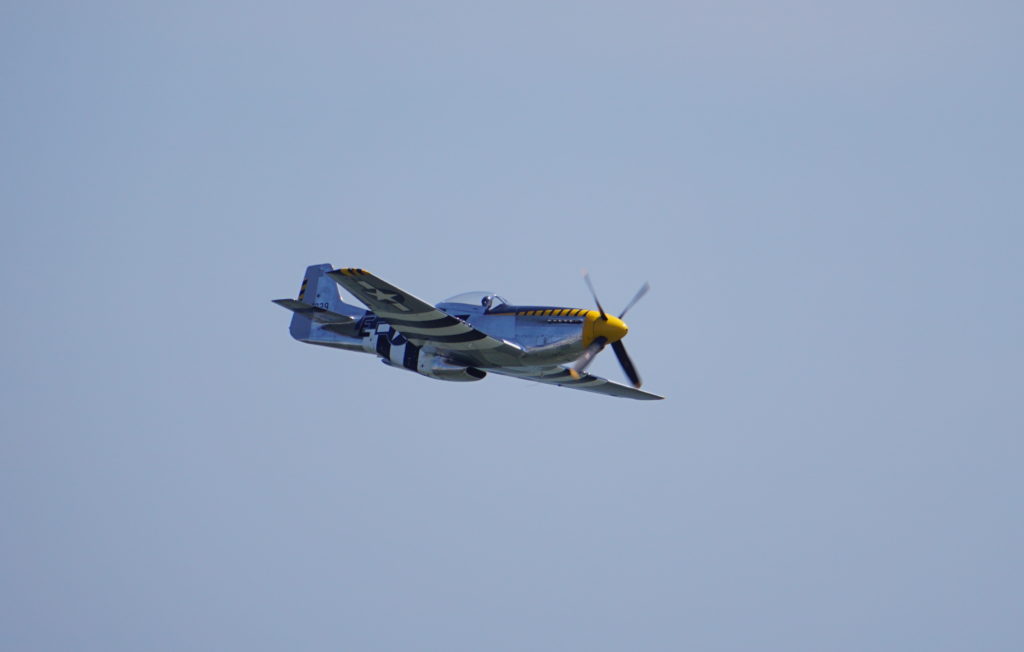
{"left": 301, "top": 300, "right": 600, "bottom": 369}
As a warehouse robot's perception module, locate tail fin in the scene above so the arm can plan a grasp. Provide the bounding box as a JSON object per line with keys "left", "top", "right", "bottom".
{"left": 275, "top": 264, "right": 364, "bottom": 341}
{"left": 296, "top": 263, "right": 346, "bottom": 312}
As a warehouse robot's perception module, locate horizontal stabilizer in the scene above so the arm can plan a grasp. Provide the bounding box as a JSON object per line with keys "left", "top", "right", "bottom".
{"left": 273, "top": 299, "right": 356, "bottom": 325}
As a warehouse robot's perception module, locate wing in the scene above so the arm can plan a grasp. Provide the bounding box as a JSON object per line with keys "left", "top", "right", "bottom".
{"left": 325, "top": 268, "right": 524, "bottom": 362}
{"left": 485, "top": 366, "right": 665, "bottom": 400}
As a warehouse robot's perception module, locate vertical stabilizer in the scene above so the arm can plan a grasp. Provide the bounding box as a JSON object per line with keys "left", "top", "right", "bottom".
{"left": 284, "top": 263, "right": 364, "bottom": 341}
{"left": 297, "top": 263, "right": 343, "bottom": 311}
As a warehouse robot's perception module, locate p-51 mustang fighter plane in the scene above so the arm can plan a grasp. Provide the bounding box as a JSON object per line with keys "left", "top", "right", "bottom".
{"left": 274, "top": 265, "right": 663, "bottom": 400}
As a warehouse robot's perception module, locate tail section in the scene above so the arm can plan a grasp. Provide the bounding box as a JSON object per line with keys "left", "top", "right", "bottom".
{"left": 296, "top": 263, "right": 348, "bottom": 313}
{"left": 274, "top": 264, "right": 366, "bottom": 342}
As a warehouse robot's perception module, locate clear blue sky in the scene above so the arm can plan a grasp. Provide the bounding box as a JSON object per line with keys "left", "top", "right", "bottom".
{"left": 2, "top": 2, "right": 1022, "bottom": 650}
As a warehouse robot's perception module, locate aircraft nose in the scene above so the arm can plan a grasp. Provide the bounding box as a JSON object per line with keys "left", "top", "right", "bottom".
{"left": 586, "top": 312, "right": 629, "bottom": 345}
{"left": 598, "top": 315, "right": 629, "bottom": 342}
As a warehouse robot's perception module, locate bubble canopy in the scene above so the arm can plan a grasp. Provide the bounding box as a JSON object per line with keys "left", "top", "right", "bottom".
{"left": 440, "top": 291, "right": 511, "bottom": 311}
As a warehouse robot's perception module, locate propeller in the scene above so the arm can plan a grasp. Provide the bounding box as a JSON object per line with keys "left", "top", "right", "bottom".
{"left": 583, "top": 272, "right": 607, "bottom": 319}
{"left": 618, "top": 282, "right": 650, "bottom": 320}
{"left": 612, "top": 340, "right": 640, "bottom": 387}
{"left": 573, "top": 336, "right": 608, "bottom": 376}
{"left": 572, "top": 272, "right": 649, "bottom": 387}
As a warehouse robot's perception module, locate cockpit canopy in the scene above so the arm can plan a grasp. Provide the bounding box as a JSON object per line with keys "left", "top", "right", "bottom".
{"left": 440, "top": 291, "right": 511, "bottom": 312}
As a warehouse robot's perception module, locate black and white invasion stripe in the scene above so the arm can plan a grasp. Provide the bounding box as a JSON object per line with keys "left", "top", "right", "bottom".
{"left": 373, "top": 327, "right": 421, "bottom": 371}
{"left": 379, "top": 311, "right": 500, "bottom": 350}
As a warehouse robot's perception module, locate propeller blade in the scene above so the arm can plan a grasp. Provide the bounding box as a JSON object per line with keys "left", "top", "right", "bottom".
{"left": 618, "top": 282, "right": 650, "bottom": 319}
{"left": 571, "top": 336, "right": 608, "bottom": 378}
{"left": 612, "top": 340, "right": 642, "bottom": 388}
{"left": 583, "top": 271, "right": 607, "bottom": 320}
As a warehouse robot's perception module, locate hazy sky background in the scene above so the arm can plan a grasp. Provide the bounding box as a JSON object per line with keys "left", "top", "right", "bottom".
{"left": 2, "top": 1, "right": 1022, "bottom": 650}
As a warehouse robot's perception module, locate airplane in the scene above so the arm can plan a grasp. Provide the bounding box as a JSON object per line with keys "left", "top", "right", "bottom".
{"left": 274, "top": 264, "right": 663, "bottom": 400}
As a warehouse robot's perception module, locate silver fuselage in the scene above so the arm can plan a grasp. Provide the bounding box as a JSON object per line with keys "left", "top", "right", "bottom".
{"left": 299, "top": 300, "right": 600, "bottom": 370}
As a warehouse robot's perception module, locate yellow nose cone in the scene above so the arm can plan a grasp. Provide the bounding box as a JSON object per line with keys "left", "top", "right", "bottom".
{"left": 584, "top": 311, "right": 629, "bottom": 347}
